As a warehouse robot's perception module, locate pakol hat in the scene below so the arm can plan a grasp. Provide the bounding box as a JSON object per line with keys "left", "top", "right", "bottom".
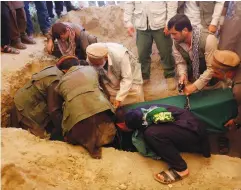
{"left": 56, "top": 55, "right": 79, "bottom": 69}
{"left": 213, "top": 50, "right": 240, "bottom": 71}
{"left": 125, "top": 109, "right": 144, "bottom": 130}
{"left": 86, "top": 43, "right": 108, "bottom": 60}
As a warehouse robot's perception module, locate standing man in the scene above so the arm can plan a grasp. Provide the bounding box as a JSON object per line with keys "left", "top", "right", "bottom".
{"left": 124, "top": 2, "right": 177, "bottom": 90}
{"left": 168, "top": 14, "right": 219, "bottom": 96}
{"left": 177, "top": 1, "right": 224, "bottom": 33}
{"left": 7, "top": 1, "right": 35, "bottom": 49}
{"left": 86, "top": 42, "right": 144, "bottom": 108}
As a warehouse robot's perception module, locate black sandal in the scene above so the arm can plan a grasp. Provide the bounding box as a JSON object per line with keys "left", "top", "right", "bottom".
{"left": 1, "top": 45, "right": 20, "bottom": 54}
{"left": 154, "top": 168, "right": 188, "bottom": 184}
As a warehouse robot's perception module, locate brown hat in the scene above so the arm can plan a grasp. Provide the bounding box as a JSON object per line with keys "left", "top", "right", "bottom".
{"left": 56, "top": 55, "right": 79, "bottom": 69}
{"left": 86, "top": 43, "right": 108, "bottom": 60}
{"left": 213, "top": 50, "right": 240, "bottom": 70}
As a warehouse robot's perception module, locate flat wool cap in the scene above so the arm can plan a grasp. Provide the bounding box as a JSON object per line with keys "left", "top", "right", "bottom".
{"left": 213, "top": 50, "right": 240, "bottom": 69}
{"left": 86, "top": 43, "right": 108, "bottom": 59}
{"left": 56, "top": 55, "right": 79, "bottom": 68}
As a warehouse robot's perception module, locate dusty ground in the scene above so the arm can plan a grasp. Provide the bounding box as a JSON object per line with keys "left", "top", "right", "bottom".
{"left": 1, "top": 6, "right": 241, "bottom": 190}
{"left": 2, "top": 128, "right": 241, "bottom": 190}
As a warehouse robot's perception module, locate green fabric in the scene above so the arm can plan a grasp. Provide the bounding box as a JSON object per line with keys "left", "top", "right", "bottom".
{"left": 57, "top": 66, "right": 114, "bottom": 135}
{"left": 14, "top": 66, "right": 61, "bottom": 129}
{"left": 142, "top": 106, "right": 175, "bottom": 125}
{"left": 125, "top": 88, "right": 238, "bottom": 133}
{"left": 132, "top": 130, "right": 161, "bottom": 159}
{"left": 136, "top": 29, "right": 175, "bottom": 79}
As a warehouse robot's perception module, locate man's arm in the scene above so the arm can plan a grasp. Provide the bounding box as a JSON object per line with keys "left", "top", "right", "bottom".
{"left": 193, "top": 34, "right": 218, "bottom": 90}
{"left": 115, "top": 52, "right": 133, "bottom": 102}
{"left": 211, "top": 1, "right": 225, "bottom": 26}
{"left": 123, "top": 1, "right": 135, "bottom": 28}
{"left": 172, "top": 42, "right": 188, "bottom": 80}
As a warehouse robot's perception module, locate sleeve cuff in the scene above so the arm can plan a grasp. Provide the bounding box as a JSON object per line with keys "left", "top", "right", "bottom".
{"left": 193, "top": 80, "right": 206, "bottom": 90}
{"left": 210, "top": 18, "right": 219, "bottom": 26}
{"left": 125, "top": 21, "right": 134, "bottom": 28}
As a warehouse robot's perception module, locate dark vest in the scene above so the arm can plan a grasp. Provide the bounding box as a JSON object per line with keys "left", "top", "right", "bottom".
{"left": 57, "top": 65, "right": 114, "bottom": 135}
{"left": 14, "top": 66, "right": 63, "bottom": 129}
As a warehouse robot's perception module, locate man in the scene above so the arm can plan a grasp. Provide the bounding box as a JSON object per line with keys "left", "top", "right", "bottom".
{"left": 116, "top": 104, "right": 210, "bottom": 184}
{"left": 46, "top": 22, "right": 97, "bottom": 60}
{"left": 212, "top": 50, "right": 241, "bottom": 129}
{"left": 124, "top": 2, "right": 177, "bottom": 90}
{"left": 168, "top": 14, "right": 219, "bottom": 96}
{"left": 11, "top": 66, "right": 64, "bottom": 140}
{"left": 24, "top": 1, "right": 52, "bottom": 37}
{"left": 218, "top": 1, "right": 241, "bottom": 129}
{"left": 1, "top": 2, "right": 19, "bottom": 54}
{"left": 55, "top": 56, "right": 116, "bottom": 159}
{"left": 7, "top": 1, "right": 35, "bottom": 49}
{"left": 177, "top": 1, "right": 224, "bottom": 33}
{"left": 86, "top": 42, "right": 144, "bottom": 108}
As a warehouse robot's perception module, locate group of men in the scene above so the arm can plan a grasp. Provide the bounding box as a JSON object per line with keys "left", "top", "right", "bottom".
{"left": 10, "top": 1, "right": 241, "bottom": 185}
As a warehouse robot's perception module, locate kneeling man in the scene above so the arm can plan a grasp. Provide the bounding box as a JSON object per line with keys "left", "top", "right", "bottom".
{"left": 212, "top": 50, "right": 241, "bottom": 129}
{"left": 86, "top": 42, "right": 144, "bottom": 108}
{"left": 56, "top": 56, "right": 116, "bottom": 159}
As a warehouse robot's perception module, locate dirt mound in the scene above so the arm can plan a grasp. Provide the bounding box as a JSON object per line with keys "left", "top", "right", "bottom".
{"left": 2, "top": 128, "right": 241, "bottom": 190}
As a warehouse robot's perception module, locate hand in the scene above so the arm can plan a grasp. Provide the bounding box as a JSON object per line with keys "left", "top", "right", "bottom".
{"left": 224, "top": 119, "right": 236, "bottom": 130}
{"left": 47, "top": 40, "right": 54, "bottom": 54}
{"left": 113, "top": 100, "right": 121, "bottom": 108}
{"left": 163, "top": 26, "right": 169, "bottom": 36}
{"left": 127, "top": 26, "right": 135, "bottom": 37}
{"left": 179, "top": 74, "right": 188, "bottom": 85}
{"left": 208, "top": 25, "right": 217, "bottom": 33}
{"left": 184, "top": 84, "right": 197, "bottom": 96}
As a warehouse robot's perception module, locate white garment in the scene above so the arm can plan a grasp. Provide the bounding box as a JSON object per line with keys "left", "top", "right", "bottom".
{"left": 184, "top": 2, "right": 202, "bottom": 27}
{"left": 124, "top": 1, "right": 177, "bottom": 30}
{"left": 184, "top": 1, "right": 224, "bottom": 27}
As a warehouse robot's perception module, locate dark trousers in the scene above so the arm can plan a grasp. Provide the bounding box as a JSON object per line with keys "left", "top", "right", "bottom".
{"left": 1, "top": 2, "right": 11, "bottom": 47}
{"left": 136, "top": 29, "right": 175, "bottom": 79}
{"left": 34, "top": 1, "right": 51, "bottom": 34}
{"left": 46, "top": 1, "right": 64, "bottom": 17}
{"left": 24, "top": 1, "right": 34, "bottom": 35}
{"left": 9, "top": 7, "right": 27, "bottom": 42}
{"left": 144, "top": 124, "right": 202, "bottom": 172}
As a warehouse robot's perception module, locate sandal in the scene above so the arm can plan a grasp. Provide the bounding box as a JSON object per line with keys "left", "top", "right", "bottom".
{"left": 21, "top": 35, "right": 36, "bottom": 44}
{"left": 154, "top": 168, "right": 188, "bottom": 184}
{"left": 1, "top": 45, "right": 20, "bottom": 54}
{"left": 218, "top": 136, "right": 229, "bottom": 155}
{"left": 11, "top": 41, "right": 26, "bottom": 50}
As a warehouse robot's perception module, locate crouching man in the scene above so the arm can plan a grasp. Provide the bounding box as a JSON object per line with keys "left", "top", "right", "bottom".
{"left": 212, "top": 50, "right": 241, "bottom": 129}
{"left": 116, "top": 104, "right": 210, "bottom": 184}
{"left": 11, "top": 66, "right": 64, "bottom": 140}
{"left": 86, "top": 42, "right": 144, "bottom": 108}
{"left": 55, "top": 56, "right": 116, "bottom": 159}
{"left": 46, "top": 22, "right": 97, "bottom": 60}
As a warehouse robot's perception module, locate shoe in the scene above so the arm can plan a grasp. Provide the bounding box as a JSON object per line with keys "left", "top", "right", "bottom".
{"left": 21, "top": 34, "right": 36, "bottom": 44}
{"left": 166, "top": 77, "right": 177, "bottom": 91}
{"left": 143, "top": 79, "right": 150, "bottom": 85}
{"left": 11, "top": 39, "right": 27, "bottom": 50}
{"left": 66, "top": 5, "right": 80, "bottom": 12}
